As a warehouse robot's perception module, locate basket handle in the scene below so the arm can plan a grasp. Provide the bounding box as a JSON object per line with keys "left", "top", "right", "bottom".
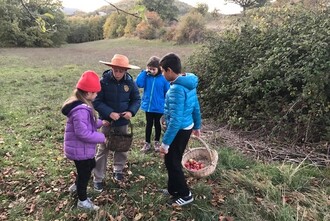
{"left": 110, "top": 120, "right": 133, "bottom": 136}
{"left": 128, "top": 121, "right": 133, "bottom": 136}
{"left": 190, "top": 135, "right": 217, "bottom": 166}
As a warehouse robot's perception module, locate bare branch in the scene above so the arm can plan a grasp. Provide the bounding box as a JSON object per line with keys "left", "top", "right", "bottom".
{"left": 19, "top": 0, "right": 36, "bottom": 19}
{"left": 103, "top": 0, "right": 141, "bottom": 18}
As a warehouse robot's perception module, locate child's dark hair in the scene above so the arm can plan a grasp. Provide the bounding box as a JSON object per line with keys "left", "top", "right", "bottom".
{"left": 147, "top": 56, "right": 162, "bottom": 75}
{"left": 147, "top": 56, "right": 160, "bottom": 68}
{"left": 159, "top": 53, "right": 181, "bottom": 74}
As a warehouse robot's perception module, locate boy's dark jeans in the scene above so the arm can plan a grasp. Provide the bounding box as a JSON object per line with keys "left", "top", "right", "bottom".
{"left": 74, "top": 158, "right": 96, "bottom": 201}
{"left": 164, "top": 129, "right": 192, "bottom": 197}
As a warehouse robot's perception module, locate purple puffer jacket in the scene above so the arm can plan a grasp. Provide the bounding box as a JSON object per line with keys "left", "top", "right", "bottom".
{"left": 62, "top": 101, "right": 105, "bottom": 161}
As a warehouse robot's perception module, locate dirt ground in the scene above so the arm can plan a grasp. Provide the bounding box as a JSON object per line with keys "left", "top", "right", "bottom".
{"left": 201, "top": 119, "right": 330, "bottom": 167}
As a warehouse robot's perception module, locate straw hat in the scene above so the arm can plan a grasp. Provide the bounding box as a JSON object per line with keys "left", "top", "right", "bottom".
{"left": 99, "top": 54, "right": 140, "bottom": 69}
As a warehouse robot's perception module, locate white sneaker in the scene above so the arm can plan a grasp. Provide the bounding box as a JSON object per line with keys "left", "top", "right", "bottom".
{"left": 154, "top": 141, "right": 161, "bottom": 152}
{"left": 140, "top": 142, "right": 151, "bottom": 153}
{"left": 68, "top": 183, "right": 76, "bottom": 193}
{"left": 77, "top": 198, "right": 99, "bottom": 211}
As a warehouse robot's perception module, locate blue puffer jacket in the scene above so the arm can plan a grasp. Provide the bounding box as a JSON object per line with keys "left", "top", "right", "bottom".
{"left": 136, "top": 70, "right": 170, "bottom": 113}
{"left": 62, "top": 101, "right": 105, "bottom": 160}
{"left": 93, "top": 69, "right": 141, "bottom": 127}
{"left": 162, "top": 73, "right": 202, "bottom": 146}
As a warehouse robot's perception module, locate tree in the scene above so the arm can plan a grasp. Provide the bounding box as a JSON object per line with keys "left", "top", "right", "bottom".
{"left": 226, "top": 0, "right": 268, "bottom": 12}
{"left": 0, "top": 0, "right": 22, "bottom": 46}
{"left": 137, "top": 0, "right": 179, "bottom": 21}
{"left": 211, "top": 8, "right": 220, "bottom": 18}
{"left": 194, "top": 3, "right": 209, "bottom": 16}
{"left": 87, "top": 16, "right": 105, "bottom": 42}
{"left": 103, "top": 13, "right": 127, "bottom": 39}
{"left": 66, "top": 16, "right": 98, "bottom": 43}
{"left": 0, "top": 0, "right": 68, "bottom": 47}
{"left": 124, "top": 16, "right": 140, "bottom": 37}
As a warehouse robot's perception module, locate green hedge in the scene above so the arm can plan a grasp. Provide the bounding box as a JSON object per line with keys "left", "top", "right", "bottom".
{"left": 189, "top": 6, "right": 330, "bottom": 142}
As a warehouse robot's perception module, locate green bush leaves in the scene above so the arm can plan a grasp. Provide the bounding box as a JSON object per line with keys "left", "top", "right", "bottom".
{"left": 190, "top": 6, "right": 330, "bottom": 142}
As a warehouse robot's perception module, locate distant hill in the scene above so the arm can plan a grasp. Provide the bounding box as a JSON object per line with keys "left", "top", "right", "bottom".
{"left": 63, "top": 0, "right": 193, "bottom": 16}
{"left": 174, "top": 0, "right": 192, "bottom": 15}
{"left": 62, "top": 7, "right": 80, "bottom": 15}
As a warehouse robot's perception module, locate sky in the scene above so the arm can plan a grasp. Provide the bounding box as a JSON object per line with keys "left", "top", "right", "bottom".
{"left": 61, "top": 0, "right": 242, "bottom": 15}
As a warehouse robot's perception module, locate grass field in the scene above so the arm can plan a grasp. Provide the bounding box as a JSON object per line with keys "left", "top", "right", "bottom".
{"left": 0, "top": 38, "right": 329, "bottom": 221}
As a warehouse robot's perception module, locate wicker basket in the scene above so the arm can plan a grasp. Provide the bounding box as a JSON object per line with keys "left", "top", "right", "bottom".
{"left": 182, "top": 136, "right": 218, "bottom": 178}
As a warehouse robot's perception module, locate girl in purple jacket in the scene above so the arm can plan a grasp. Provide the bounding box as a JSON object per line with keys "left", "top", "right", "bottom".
{"left": 62, "top": 70, "right": 107, "bottom": 211}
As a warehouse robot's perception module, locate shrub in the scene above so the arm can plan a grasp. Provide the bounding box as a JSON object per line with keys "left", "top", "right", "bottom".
{"left": 160, "top": 21, "right": 178, "bottom": 41}
{"left": 67, "top": 16, "right": 104, "bottom": 43}
{"left": 135, "top": 20, "right": 156, "bottom": 39}
{"left": 189, "top": 6, "right": 330, "bottom": 142}
{"left": 103, "top": 13, "right": 127, "bottom": 39}
{"left": 174, "top": 11, "right": 206, "bottom": 44}
{"left": 124, "top": 16, "right": 141, "bottom": 37}
{"left": 135, "top": 11, "right": 163, "bottom": 39}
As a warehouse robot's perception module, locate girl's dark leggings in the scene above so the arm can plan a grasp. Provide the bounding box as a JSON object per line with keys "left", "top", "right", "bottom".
{"left": 74, "top": 158, "right": 96, "bottom": 201}
{"left": 145, "top": 112, "right": 163, "bottom": 143}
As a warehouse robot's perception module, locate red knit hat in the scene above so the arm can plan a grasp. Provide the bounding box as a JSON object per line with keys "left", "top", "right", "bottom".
{"left": 76, "top": 70, "right": 101, "bottom": 92}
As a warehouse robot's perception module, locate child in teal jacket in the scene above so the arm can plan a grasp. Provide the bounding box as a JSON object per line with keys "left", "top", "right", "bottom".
{"left": 159, "top": 53, "right": 201, "bottom": 207}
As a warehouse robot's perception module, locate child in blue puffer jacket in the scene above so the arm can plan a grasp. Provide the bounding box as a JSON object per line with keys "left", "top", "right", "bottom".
{"left": 136, "top": 56, "right": 170, "bottom": 152}
{"left": 159, "top": 53, "right": 202, "bottom": 207}
{"left": 62, "top": 70, "right": 107, "bottom": 211}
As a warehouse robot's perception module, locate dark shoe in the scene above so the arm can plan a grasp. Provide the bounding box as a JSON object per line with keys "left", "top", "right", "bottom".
{"left": 93, "top": 182, "right": 103, "bottom": 192}
{"left": 158, "top": 188, "right": 179, "bottom": 196}
{"left": 167, "top": 192, "right": 193, "bottom": 206}
{"left": 113, "top": 173, "right": 124, "bottom": 181}
{"left": 158, "top": 188, "right": 170, "bottom": 196}
{"left": 158, "top": 188, "right": 179, "bottom": 197}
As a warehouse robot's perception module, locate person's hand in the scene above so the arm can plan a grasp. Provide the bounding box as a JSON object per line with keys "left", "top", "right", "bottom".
{"left": 121, "top": 111, "right": 132, "bottom": 120}
{"left": 110, "top": 112, "right": 121, "bottom": 121}
{"left": 159, "top": 143, "right": 169, "bottom": 157}
{"left": 102, "top": 120, "right": 110, "bottom": 126}
{"left": 159, "top": 147, "right": 166, "bottom": 158}
{"left": 192, "top": 129, "right": 200, "bottom": 137}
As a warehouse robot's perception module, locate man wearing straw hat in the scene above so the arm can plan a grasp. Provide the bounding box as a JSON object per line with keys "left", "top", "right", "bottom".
{"left": 92, "top": 54, "right": 141, "bottom": 192}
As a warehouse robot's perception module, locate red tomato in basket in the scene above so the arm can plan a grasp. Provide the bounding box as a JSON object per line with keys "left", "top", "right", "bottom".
{"left": 184, "top": 159, "right": 204, "bottom": 171}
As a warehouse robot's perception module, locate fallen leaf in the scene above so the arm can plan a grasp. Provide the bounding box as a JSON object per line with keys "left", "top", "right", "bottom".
{"left": 29, "top": 203, "right": 36, "bottom": 214}
{"left": 255, "top": 197, "right": 263, "bottom": 203}
{"left": 133, "top": 213, "right": 143, "bottom": 221}
{"left": 219, "top": 215, "right": 234, "bottom": 221}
